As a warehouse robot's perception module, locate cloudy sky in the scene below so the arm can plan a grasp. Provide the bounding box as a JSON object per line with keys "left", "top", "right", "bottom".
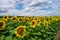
{"left": 0, "top": 0, "right": 60, "bottom": 16}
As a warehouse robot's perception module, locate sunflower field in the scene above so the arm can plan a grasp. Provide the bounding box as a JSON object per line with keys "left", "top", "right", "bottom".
{"left": 0, "top": 15, "right": 60, "bottom": 40}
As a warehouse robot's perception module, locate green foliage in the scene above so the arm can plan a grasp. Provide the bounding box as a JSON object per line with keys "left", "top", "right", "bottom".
{"left": 0, "top": 16, "right": 60, "bottom": 40}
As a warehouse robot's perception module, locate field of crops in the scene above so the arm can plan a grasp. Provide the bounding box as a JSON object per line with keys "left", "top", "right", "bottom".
{"left": 0, "top": 15, "right": 60, "bottom": 40}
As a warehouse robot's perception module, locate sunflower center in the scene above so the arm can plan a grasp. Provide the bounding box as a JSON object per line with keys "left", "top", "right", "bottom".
{"left": 25, "top": 18, "right": 28, "bottom": 22}
{"left": 0, "top": 22, "right": 4, "bottom": 28}
{"left": 19, "top": 18, "right": 22, "bottom": 21}
{"left": 17, "top": 27, "right": 24, "bottom": 36}
{"left": 34, "top": 18, "right": 37, "bottom": 20}
{"left": 13, "top": 18, "right": 16, "bottom": 20}
{"left": 32, "top": 21, "right": 35, "bottom": 25}
{"left": 29, "top": 17, "right": 32, "bottom": 20}
{"left": 4, "top": 16, "right": 7, "bottom": 19}
{"left": 29, "top": 17, "right": 31, "bottom": 19}
{"left": 38, "top": 21, "right": 40, "bottom": 23}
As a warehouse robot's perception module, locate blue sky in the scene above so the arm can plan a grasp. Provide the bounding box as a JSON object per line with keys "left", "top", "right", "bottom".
{"left": 0, "top": 0, "right": 60, "bottom": 16}
{"left": 15, "top": 3, "right": 24, "bottom": 10}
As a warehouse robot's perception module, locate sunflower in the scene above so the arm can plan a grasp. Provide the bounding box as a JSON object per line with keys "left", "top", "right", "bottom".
{"left": 47, "top": 16, "right": 51, "bottom": 20}
{"left": 44, "top": 18, "right": 47, "bottom": 26}
{"left": 28, "top": 16, "right": 32, "bottom": 21}
{"left": 33, "top": 16, "right": 40, "bottom": 21}
{"left": 41, "top": 17, "right": 45, "bottom": 20}
{"left": 12, "top": 16, "right": 18, "bottom": 22}
{"left": 51, "top": 18, "right": 55, "bottom": 22}
{"left": 15, "top": 26, "right": 26, "bottom": 38}
{"left": 45, "top": 21, "right": 49, "bottom": 29}
{"left": 55, "top": 17, "right": 58, "bottom": 21}
{"left": 0, "top": 21, "right": 5, "bottom": 29}
{"left": 3, "top": 14, "right": 8, "bottom": 21}
{"left": 30, "top": 20, "right": 37, "bottom": 28}
{"left": 48, "top": 20, "right": 51, "bottom": 24}
{"left": 37, "top": 20, "right": 41, "bottom": 26}
{"left": 18, "top": 18, "right": 23, "bottom": 22}
{"left": 58, "top": 17, "right": 60, "bottom": 21}
{"left": 23, "top": 17, "right": 29, "bottom": 22}
{"left": 24, "top": 18, "right": 29, "bottom": 22}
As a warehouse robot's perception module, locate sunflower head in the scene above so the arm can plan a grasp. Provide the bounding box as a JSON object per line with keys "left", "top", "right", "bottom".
{"left": 15, "top": 26, "right": 26, "bottom": 38}
{"left": 58, "top": 17, "right": 60, "bottom": 21}
{"left": 18, "top": 18, "right": 23, "bottom": 22}
{"left": 51, "top": 18, "right": 56, "bottom": 22}
{"left": 33, "top": 16, "right": 40, "bottom": 20}
{"left": 0, "top": 21, "right": 5, "bottom": 30}
{"left": 12, "top": 16, "right": 18, "bottom": 22}
{"left": 48, "top": 20, "right": 51, "bottom": 24}
{"left": 37, "top": 20, "right": 41, "bottom": 26}
{"left": 28, "top": 16, "right": 32, "bottom": 21}
{"left": 44, "top": 19, "right": 47, "bottom": 26}
{"left": 41, "top": 17, "right": 45, "bottom": 20}
{"left": 3, "top": 14, "right": 8, "bottom": 21}
{"left": 45, "top": 22, "right": 49, "bottom": 29}
{"left": 24, "top": 17, "right": 29, "bottom": 22}
{"left": 30, "top": 20, "right": 37, "bottom": 28}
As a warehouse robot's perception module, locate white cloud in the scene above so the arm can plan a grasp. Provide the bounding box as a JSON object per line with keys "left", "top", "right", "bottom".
{"left": 0, "top": 0, "right": 60, "bottom": 16}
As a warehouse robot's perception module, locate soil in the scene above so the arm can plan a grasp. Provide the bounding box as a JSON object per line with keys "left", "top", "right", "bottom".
{"left": 54, "top": 30, "right": 60, "bottom": 40}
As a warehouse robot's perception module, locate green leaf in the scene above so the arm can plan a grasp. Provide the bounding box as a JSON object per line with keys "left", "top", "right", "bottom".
{"left": 41, "top": 30, "right": 45, "bottom": 33}
{"left": 43, "top": 34, "right": 46, "bottom": 37}
{"left": 35, "top": 36, "right": 38, "bottom": 39}
{"left": 10, "top": 29, "right": 15, "bottom": 35}
{"left": 45, "top": 38, "right": 51, "bottom": 40}
{"left": 37, "top": 32, "right": 42, "bottom": 35}
{"left": 0, "top": 35, "right": 4, "bottom": 40}
{"left": 31, "top": 38, "right": 36, "bottom": 40}
{"left": 13, "top": 37, "right": 17, "bottom": 40}
{"left": 17, "top": 37, "right": 22, "bottom": 40}
{"left": 46, "top": 32, "right": 53, "bottom": 34}
{"left": 38, "top": 38, "right": 42, "bottom": 40}
{"left": 5, "top": 36, "right": 12, "bottom": 40}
